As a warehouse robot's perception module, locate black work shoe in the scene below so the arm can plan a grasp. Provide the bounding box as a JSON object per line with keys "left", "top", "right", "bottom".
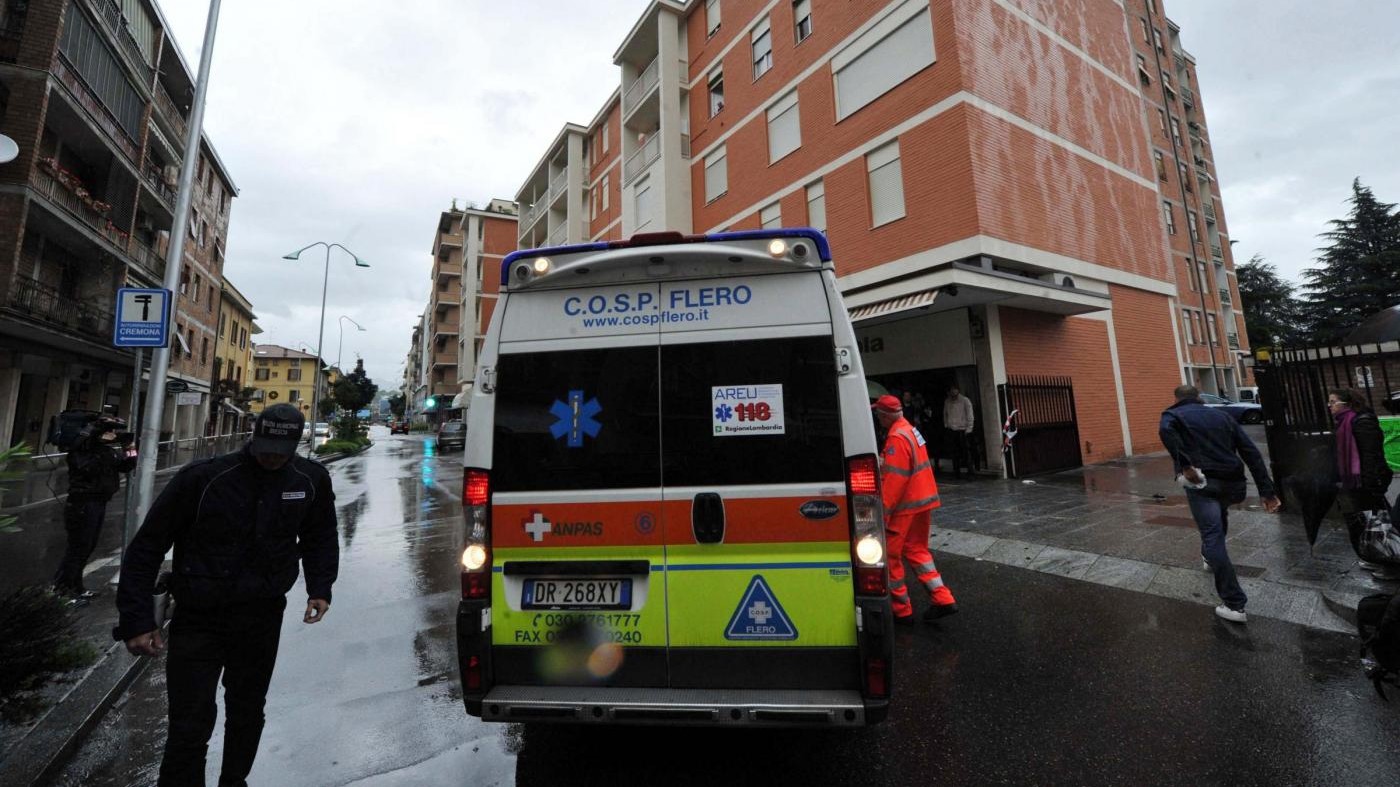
{"left": 893, "top": 614, "right": 916, "bottom": 626}
{"left": 924, "top": 604, "right": 958, "bottom": 622}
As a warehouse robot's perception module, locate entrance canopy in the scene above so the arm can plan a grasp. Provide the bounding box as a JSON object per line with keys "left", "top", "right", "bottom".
{"left": 844, "top": 261, "right": 1111, "bottom": 326}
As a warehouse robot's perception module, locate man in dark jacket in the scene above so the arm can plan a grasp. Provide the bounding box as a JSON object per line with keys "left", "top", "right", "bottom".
{"left": 1160, "top": 385, "right": 1281, "bottom": 624}
{"left": 113, "top": 404, "right": 338, "bottom": 786}
{"left": 53, "top": 416, "right": 136, "bottom": 600}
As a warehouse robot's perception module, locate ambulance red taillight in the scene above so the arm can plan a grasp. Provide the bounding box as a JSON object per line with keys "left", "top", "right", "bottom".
{"left": 846, "top": 455, "right": 888, "bottom": 597}
{"left": 464, "top": 655, "right": 483, "bottom": 691}
{"left": 865, "top": 656, "right": 890, "bottom": 699}
{"left": 461, "top": 469, "right": 492, "bottom": 600}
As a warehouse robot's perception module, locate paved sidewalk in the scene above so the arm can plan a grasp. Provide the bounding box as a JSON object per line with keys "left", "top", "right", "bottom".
{"left": 929, "top": 452, "right": 1397, "bottom": 634}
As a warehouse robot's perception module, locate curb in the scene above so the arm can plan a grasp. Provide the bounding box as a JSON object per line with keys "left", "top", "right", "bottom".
{"left": 0, "top": 638, "right": 158, "bottom": 786}
{"left": 318, "top": 443, "right": 372, "bottom": 464}
{"left": 1321, "top": 589, "right": 1360, "bottom": 627}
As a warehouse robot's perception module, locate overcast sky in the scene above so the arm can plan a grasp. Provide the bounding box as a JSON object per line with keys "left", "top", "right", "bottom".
{"left": 158, "top": 0, "right": 1400, "bottom": 388}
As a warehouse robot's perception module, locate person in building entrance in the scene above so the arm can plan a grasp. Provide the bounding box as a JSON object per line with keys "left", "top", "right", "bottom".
{"left": 1159, "top": 385, "right": 1280, "bottom": 624}
{"left": 942, "top": 385, "right": 975, "bottom": 478}
{"left": 1328, "top": 388, "right": 1400, "bottom": 581}
{"left": 113, "top": 403, "right": 339, "bottom": 786}
{"left": 52, "top": 415, "right": 137, "bottom": 602}
{"left": 872, "top": 394, "right": 958, "bottom": 623}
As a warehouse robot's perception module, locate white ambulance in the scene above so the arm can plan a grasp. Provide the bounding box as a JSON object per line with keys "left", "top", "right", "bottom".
{"left": 456, "top": 229, "right": 894, "bottom": 726}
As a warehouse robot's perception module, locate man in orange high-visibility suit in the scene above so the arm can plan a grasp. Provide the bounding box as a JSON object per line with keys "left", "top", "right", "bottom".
{"left": 873, "top": 395, "right": 958, "bottom": 624}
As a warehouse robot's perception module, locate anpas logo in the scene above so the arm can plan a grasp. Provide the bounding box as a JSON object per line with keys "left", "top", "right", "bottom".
{"left": 522, "top": 511, "right": 605, "bottom": 542}
{"left": 798, "top": 500, "right": 840, "bottom": 520}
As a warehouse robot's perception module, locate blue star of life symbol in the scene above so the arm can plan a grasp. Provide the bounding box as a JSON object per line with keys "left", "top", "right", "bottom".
{"left": 550, "top": 390, "right": 602, "bottom": 448}
{"left": 714, "top": 403, "right": 734, "bottom": 422}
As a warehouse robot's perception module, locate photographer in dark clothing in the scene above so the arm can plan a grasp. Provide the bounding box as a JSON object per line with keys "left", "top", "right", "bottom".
{"left": 53, "top": 416, "right": 136, "bottom": 600}
{"left": 113, "top": 404, "right": 339, "bottom": 787}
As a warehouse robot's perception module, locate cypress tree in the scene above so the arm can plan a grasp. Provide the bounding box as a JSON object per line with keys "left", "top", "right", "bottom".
{"left": 1301, "top": 179, "right": 1400, "bottom": 343}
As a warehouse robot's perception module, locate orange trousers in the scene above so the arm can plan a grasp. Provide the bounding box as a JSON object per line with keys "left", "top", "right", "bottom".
{"left": 886, "top": 509, "right": 956, "bottom": 618}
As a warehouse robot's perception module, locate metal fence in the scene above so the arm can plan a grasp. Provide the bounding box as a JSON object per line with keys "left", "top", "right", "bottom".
{"left": 998, "top": 375, "right": 1083, "bottom": 477}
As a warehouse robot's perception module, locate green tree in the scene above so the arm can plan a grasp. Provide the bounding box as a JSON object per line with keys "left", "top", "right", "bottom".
{"left": 331, "top": 359, "right": 378, "bottom": 437}
{"left": 1236, "top": 255, "right": 1304, "bottom": 347}
{"left": 388, "top": 394, "right": 405, "bottom": 419}
{"left": 1301, "top": 178, "right": 1400, "bottom": 343}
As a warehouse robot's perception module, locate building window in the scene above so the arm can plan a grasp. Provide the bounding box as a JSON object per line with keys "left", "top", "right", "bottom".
{"left": 1206, "top": 313, "right": 1218, "bottom": 344}
{"left": 1187, "top": 210, "right": 1199, "bottom": 243}
{"left": 192, "top": 274, "right": 201, "bottom": 303}
{"left": 1163, "top": 201, "right": 1176, "bottom": 234}
{"left": 634, "top": 175, "right": 654, "bottom": 231}
{"left": 180, "top": 265, "right": 189, "bottom": 295}
{"left": 255, "top": 367, "right": 270, "bottom": 381}
{"left": 602, "top": 174, "right": 610, "bottom": 211}
{"left": 1140, "top": 17, "right": 1150, "bottom": 43}
{"left": 708, "top": 67, "right": 724, "bottom": 116}
{"left": 706, "top": 0, "right": 721, "bottom": 36}
{"left": 602, "top": 123, "right": 609, "bottom": 154}
{"left": 1136, "top": 54, "right": 1150, "bottom": 85}
{"left": 832, "top": 5, "right": 933, "bottom": 120}
{"left": 1182, "top": 309, "right": 1196, "bottom": 343}
{"left": 794, "top": 0, "right": 812, "bottom": 43}
{"left": 289, "top": 389, "right": 301, "bottom": 402}
{"left": 201, "top": 337, "right": 209, "bottom": 366}
{"left": 704, "top": 145, "right": 728, "bottom": 203}
{"left": 1154, "top": 150, "right": 1166, "bottom": 180}
{"left": 207, "top": 284, "right": 214, "bottom": 306}
{"left": 590, "top": 185, "right": 597, "bottom": 220}
{"left": 766, "top": 90, "right": 800, "bottom": 163}
{"left": 187, "top": 329, "right": 195, "bottom": 358}
{"left": 1158, "top": 108, "right": 1168, "bottom": 136}
{"left": 867, "top": 140, "right": 905, "bottom": 227}
{"left": 219, "top": 313, "right": 226, "bottom": 338}
{"left": 287, "top": 367, "right": 303, "bottom": 382}
{"left": 806, "top": 180, "right": 826, "bottom": 232}
{"left": 239, "top": 327, "right": 247, "bottom": 349}
{"left": 760, "top": 202, "right": 781, "bottom": 229}
{"left": 1153, "top": 28, "right": 1164, "bottom": 53}
{"left": 752, "top": 18, "right": 773, "bottom": 80}
{"left": 1170, "top": 117, "right": 1182, "bottom": 147}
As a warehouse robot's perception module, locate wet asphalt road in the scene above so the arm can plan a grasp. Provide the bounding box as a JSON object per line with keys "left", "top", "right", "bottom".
{"left": 53, "top": 433, "right": 1400, "bottom": 786}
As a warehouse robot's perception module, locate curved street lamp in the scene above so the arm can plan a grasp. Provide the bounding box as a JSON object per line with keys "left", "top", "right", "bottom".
{"left": 338, "top": 315, "right": 367, "bottom": 370}
{"left": 282, "top": 243, "right": 369, "bottom": 449}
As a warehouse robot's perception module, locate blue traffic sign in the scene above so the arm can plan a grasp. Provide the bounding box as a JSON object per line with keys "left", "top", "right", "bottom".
{"left": 113, "top": 288, "right": 171, "bottom": 348}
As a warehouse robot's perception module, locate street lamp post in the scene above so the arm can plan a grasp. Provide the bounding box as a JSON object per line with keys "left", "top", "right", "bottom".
{"left": 282, "top": 243, "right": 369, "bottom": 451}
{"left": 337, "top": 315, "right": 366, "bottom": 370}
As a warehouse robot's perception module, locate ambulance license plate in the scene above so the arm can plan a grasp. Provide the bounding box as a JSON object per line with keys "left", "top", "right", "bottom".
{"left": 521, "top": 578, "right": 633, "bottom": 610}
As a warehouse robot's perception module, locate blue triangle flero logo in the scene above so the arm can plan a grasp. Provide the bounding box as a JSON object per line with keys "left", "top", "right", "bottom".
{"left": 724, "top": 575, "right": 798, "bottom": 641}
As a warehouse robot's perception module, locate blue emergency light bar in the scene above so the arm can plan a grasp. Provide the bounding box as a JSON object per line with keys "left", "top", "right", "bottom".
{"left": 499, "top": 228, "right": 832, "bottom": 283}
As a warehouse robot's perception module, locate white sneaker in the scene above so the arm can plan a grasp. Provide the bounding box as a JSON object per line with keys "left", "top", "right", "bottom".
{"left": 1214, "top": 605, "right": 1247, "bottom": 624}
{"left": 1202, "top": 558, "right": 1211, "bottom": 572}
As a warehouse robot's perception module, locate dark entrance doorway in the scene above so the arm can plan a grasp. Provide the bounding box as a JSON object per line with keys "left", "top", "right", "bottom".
{"left": 867, "top": 364, "right": 985, "bottom": 475}
{"left": 998, "top": 375, "right": 1082, "bottom": 477}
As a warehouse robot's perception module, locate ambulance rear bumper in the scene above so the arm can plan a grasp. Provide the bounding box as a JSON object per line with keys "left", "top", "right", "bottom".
{"left": 478, "top": 685, "right": 876, "bottom": 727}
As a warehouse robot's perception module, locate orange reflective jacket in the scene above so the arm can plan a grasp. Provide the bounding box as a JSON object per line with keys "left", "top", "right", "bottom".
{"left": 880, "top": 417, "right": 941, "bottom": 515}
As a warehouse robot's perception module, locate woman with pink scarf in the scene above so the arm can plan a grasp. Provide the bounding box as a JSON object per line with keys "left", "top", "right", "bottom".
{"left": 1330, "top": 387, "right": 1397, "bottom": 578}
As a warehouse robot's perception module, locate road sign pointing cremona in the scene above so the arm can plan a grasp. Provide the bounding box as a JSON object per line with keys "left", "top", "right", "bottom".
{"left": 113, "top": 287, "right": 172, "bottom": 348}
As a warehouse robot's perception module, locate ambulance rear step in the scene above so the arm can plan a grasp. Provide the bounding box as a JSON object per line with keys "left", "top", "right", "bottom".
{"left": 481, "top": 686, "right": 867, "bottom": 726}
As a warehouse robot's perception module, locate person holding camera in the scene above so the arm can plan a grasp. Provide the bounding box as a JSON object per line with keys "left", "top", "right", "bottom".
{"left": 113, "top": 403, "right": 339, "bottom": 787}
{"left": 52, "top": 417, "right": 136, "bottom": 601}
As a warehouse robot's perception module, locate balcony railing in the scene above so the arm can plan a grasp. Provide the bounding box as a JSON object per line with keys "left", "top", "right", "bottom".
{"left": 1219, "top": 288, "right": 1232, "bottom": 306}
{"left": 1180, "top": 85, "right": 1195, "bottom": 110}
{"left": 548, "top": 169, "right": 568, "bottom": 203}
{"left": 1227, "top": 334, "right": 1241, "bottom": 350}
{"left": 1203, "top": 202, "right": 1216, "bottom": 222}
{"left": 1210, "top": 243, "right": 1223, "bottom": 260}
{"left": 433, "top": 351, "right": 457, "bottom": 367}
{"left": 6, "top": 278, "right": 115, "bottom": 341}
{"left": 29, "top": 168, "right": 130, "bottom": 251}
{"left": 154, "top": 83, "right": 188, "bottom": 141}
{"left": 547, "top": 223, "right": 567, "bottom": 247}
{"left": 623, "top": 56, "right": 659, "bottom": 114}
{"left": 87, "top": 0, "right": 154, "bottom": 83}
{"left": 142, "top": 161, "right": 176, "bottom": 208}
{"left": 129, "top": 237, "right": 163, "bottom": 281}
{"left": 624, "top": 133, "right": 661, "bottom": 184}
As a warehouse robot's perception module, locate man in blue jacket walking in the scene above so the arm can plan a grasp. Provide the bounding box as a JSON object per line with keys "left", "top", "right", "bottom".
{"left": 1159, "top": 385, "right": 1281, "bottom": 623}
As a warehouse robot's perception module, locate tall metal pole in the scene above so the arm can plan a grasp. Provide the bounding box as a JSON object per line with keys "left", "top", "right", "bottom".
{"left": 307, "top": 246, "right": 330, "bottom": 453}
{"left": 112, "top": 347, "right": 144, "bottom": 585}
{"left": 133, "top": 0, "right": 222, "bottom": 524}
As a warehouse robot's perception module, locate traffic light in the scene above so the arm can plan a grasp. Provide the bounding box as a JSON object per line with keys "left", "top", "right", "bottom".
{"left": 425, "top": 396, "right": 437, "bottom": 411}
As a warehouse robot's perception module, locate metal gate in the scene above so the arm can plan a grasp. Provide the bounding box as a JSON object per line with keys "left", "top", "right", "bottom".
{"left": 998, "top": 375, "right": 1082, "bottom": 477}
{"left": 1254, "top": 342, "right": 1400, "bottom": 483}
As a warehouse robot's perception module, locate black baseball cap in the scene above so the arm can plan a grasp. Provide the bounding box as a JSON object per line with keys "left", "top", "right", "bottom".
{"left": 250, "top": 404, "right": 304, "bottom": 456}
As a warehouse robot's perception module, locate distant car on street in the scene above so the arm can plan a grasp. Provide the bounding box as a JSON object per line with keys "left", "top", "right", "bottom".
{"left": 1200, "top": 393, "right": 1263, "bottom": 424}
{"left": 314, "top": 422, "right": 331, "bottom": 438}
{"left": 390, "top": 421, "right": 409, "bottom": 435}
{"left": 436, "top": 420, "right": 465, "bottom": 451}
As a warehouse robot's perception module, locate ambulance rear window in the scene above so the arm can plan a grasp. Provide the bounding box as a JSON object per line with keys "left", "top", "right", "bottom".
{"left": 492, "top": 346, "right": 660, "bottom": 492}
{"left": 660, "top": 335, "right": 843, "bottom": 486}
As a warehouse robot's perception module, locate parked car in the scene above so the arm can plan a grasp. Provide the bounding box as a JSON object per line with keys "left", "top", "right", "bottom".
{"left": 1200, "top": 393, "right": 1263, "bottom": 424}
{"left": 437, "top": 419, "right": 465, "bottom": 451}
{"left": 314, "top": 422, "right": 331, "bottom": 438}
{"left": 390, "top": 421, "right": 410, "bottom": 435}
{"left": 1236, "top": 386, "right": 1259, "bottom": 404}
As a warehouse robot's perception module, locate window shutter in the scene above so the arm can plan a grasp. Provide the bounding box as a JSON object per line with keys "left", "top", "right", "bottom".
{"left": 867, "top": 141, "right": 905, "bottom": 226}
{"left": 707, "top": 0, "right": 721, "bottom": 35}
{"left": 833, "top": 6, "right": 934, "bottom": 119}
{"left": 766, "top": 91, "right": 801, "bottom": 162}
{"left": 752, "top": 18, "right": 773, "bottom": 78}
{"left": 760, "top": 203, "right": 781, "bottom": 229}
{"left": 705, "top": 147, "right": 728, "bottom": 202}
{"left": 806, "top": 181, "right": 826, "bottom": 231}
{"left": 635, "top": 176, "right": 654, "bottom": 230}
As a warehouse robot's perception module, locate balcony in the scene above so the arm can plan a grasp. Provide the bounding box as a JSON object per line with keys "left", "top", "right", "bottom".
{"left": 547, "top": 223, "right": 567, "bottom": 247}
{"left": 1203, "top": 202, "right": 1216, "bottom": 222}
{"left": 29, "top": 166, "right": 131, "bottom": 252}
{"left": 548, "top": 169, "right": 568, "bottom": 204}
{"left": 142, "top": 160, "right": 176, "bottom": 209}
{"left": 623, "top": 56, "right": 659, "bottom": 115}
{"left": 154, "top": 83, "right": 188, "bottom": 143}
{"left": 1227, "top": 334, "right": 1241, "bottom": 350}
{"left": 128, "top": 237, "right": 164, "bottom": 281}
{"left": 1180, "top": 86, "right": 1195, "bottom": 110}
{"left": 5, "top": 278, "right": 115, "bottom": 342}
{"left": 432, "top": 351, "right": 457, "bottom": 368}
{"left": 624, "top": 132, "right": 661, "bottom": 185}
{"left": 1219, "top": 288, "right": 1232, "bottom": 306}
{"left": 1210, "top": 243, "right": 1223, "bottom": 261}
{"left": 85, "top": 0, "right": 154, "bottom": 85}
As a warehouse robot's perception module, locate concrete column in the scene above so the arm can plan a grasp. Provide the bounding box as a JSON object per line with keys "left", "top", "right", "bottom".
{"left": 655, "top": 9, "right": 691, "bottom": 233}
{"left": 38, "top": 367, "right": 71, "bottom": 447}
{"left": 975, "top": 306, "right": 1008, "bottom": 476}
{"left": 0, "top": 364, "right": 21, "bottom": 448}
{"left": 566, "top": 133, "right": 586, "bottom": 244}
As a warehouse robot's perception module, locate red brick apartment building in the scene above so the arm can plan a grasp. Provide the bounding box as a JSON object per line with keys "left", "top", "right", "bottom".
{"left": 512, "top": 0, "right": 1249, "bottom": 472}
{"left": 0, "top": 0, "right": 239, "bottom": 450}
